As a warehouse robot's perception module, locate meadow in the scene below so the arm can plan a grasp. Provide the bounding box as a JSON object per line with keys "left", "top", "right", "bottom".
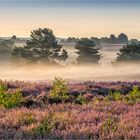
{"left": 0, "top": 78, "right": 140, "bottom": 139}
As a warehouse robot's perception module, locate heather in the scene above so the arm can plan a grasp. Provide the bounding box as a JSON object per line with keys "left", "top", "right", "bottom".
{"left": 0, "top": 79, "right": 140, "bottom": 139}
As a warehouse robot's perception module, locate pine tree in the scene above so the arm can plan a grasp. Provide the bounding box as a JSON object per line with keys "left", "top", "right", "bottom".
{"left": 75, "top": 38, "right": 101, "bottom": 64}
{"left": 116, "top": 42, "right": 140, "bottom": 62}
{"left": 12, "top": 28, "right": 68, "bottom": 64}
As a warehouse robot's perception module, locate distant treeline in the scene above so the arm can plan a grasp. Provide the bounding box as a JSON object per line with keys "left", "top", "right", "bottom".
{"left": 61, "top": 33, "right": 140, "bottom": 46}
{"left": 0, "top": 28, "right": 140, "bottom": 65}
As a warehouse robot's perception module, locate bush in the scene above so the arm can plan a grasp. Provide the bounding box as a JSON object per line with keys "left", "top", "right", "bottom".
{"left": 125, "top": 86, "right": 140, "bottom": 104}
{"left": 76, "top": 94, "right": 87, "bottom": 105}
{"left": 100, "top": 117, "right": 118, "bottom": 136}
{"left": 0, "top": 82, "right": 22, "bottom": 108}
{"left": 128, "top": 86, "right": 140, "bottom": 100}
{"left": 19, "top": 113, "right": 36, "bottom": 125}
{"left": 49, "top": 77, "right": 69, "bottom": 103}
{"left": 106, "top": 91, "right": 122, "bottom": 101}
{"left": 0, "top": 80, "right": 8, "bottom": 92}
{"left": 34, "top": 113, "right": 55, "bottom": 136}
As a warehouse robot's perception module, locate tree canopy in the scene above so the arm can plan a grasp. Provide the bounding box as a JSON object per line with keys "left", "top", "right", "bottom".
{"left": 116, "top": 42, "right": 140, "bottom": 62}
{"left": 12, "top": 28, "right": 68, "bottom": 64}
{"left": 117, "top": 33, "right": 129, "bottom": 44}
{"left": 75, "top": 38, "right": 101, "bottom": 64}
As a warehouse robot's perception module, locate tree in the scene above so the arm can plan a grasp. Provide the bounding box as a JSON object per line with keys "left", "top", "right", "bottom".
{"left": 117, "top": 33, "right": 129, "bottom": 44}
{"left": 116, "top": 42, "right": 140, "bottom": 62}
{"left": 11, "top": 35, "right": 17, "bottom": 41}
{"left": 67, "top": 37, "right": 79, "bottom": 43}
{"left": 0, "top": 39, "right": 14, "bottom": 53}
{"left": 90, "top": 37, "right": 101, "bottom": 47}
{"left": 12, "top": 28, "right": 68, "bottom": 64}
{"left": 109, "top": 34, "right": 117, "bottom": 44}
{"left": 75, "top": 38, "right": 101, "bottom": 64}
{"left": 130, "top": 39, "right": 139, "bottom": 44}
{"left": 100, "top": 37, "right": 110, "bottom": 44}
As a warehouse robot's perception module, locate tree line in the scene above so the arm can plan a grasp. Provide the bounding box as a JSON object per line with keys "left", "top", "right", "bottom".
{"left": 2, "top": 28, "right": 140, "bottom": 65}
{"left": 61, "top": 33, "right": 130, "bottom": 46}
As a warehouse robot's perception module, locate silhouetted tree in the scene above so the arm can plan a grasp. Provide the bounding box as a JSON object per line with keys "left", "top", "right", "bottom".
{"left": 0, "top": 39, "right": 14, "bottom": 53}
{"left": 12, "top": 28, "right": 68, "bottom": 64}
{"left": 11, "top": 35, "right": 17, "bottom": 41}
{"left": 117, "top": 33, "right": 129, "bottom": 44}
{"left": 130, "top": 39, "right": 139, "bottom": 44}
{"left": 90, "top": 37, "right": 101, "bottom": 46}
{"left": 67, "top": 37, "right": 79, "bottom": 43}
{"left": 110, "top": 34, "right": 117, "bottom": 44}
{"left": 100, "top": 37, "right": 110, "bottom": 44}
{"left": 75, "top": 38, "right": 101, "bottom": 64}
{"left": 116, "top": 42, "right": 140, "bottom": 62}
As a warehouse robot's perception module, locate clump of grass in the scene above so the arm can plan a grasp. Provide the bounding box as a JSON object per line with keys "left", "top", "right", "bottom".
{"left": 0, "top": 81, "right": 22, "bottom": 108}
{"left": 100, "top": 117, "right": 118, "bottom": 137}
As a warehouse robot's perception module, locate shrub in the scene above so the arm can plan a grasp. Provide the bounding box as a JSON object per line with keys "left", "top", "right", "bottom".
{"left": 76, "top": 94, "right": 87, "bottom": 105}
{"left": 19, "top": 113, "right": 36, "bottom": 125}
{"left": 0, "top": 82, "right": 22, "bottom": 108}
{"left": 49, "top": 77, "right": 69, "bottom": 103}
{"left": 125, "top": 86, "right": 140, "bottom": 104}
{"left": 106, "top": 91, "right": 122, "bottom": 101}
{"left": 0, "top": 80, "right": 8, "bottom": 92}
{"left": 34, "top": 113, "right": 55, "bottom": 135}
{"left": 128, "top": 86, "right": 140, "bottom": 100}
{"left": 20, "top": 96, "right": 43, "bottom": 108}
{"left": 100, "top": 117, "right": 118, "bottom": 136}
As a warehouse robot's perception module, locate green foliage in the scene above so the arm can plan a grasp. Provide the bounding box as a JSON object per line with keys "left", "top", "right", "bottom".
{"left": 35, "top": 113, "right": 55, "bottom": 135}
{"left": 0, "top": 39, "right": 14, "bottom": 54}
{"left": 0, "top": 81, "right": 8, "bottom": 92}
{"left": 126, "top": 86, "right": 140, "bottom": 103}
{"left": 76, "top": 94, "right": 87, "bottom": 105}
{"left": 49, "top": 77, "right": 69, "bottom": 103}
{"left": 117, "top": 33, "right": 129, "bottom": 44}
{"left": 101, "top": 117, "right": 118, "bottom": 135}
{"left": 106, "top": 91, "right": 122, "bottom": 101}
{"left": 0, "top": 82, "right": 22, "bottom": 108}
{"left": 12, "top": 28, "right": 68, "bottom": 64}
{"left": 75, "top": 38, "right": 101, "bottom": 64}
{"left": 116, "top": 42, "right": 140, "bottom": 62}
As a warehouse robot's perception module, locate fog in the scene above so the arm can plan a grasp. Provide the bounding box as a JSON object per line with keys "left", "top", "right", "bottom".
{"left": 0, "top": 44, "right": 139, "bottom": 82}
{"left": 0, "top": 63, "right": 140, "bottom": 82}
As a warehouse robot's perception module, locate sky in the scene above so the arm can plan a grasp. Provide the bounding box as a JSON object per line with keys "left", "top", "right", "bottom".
{"left": 0, "top": 0, "right": 140, "bottom": 39}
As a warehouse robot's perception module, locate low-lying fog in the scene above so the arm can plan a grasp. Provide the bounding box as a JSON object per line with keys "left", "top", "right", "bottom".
{"left": 1, "top": 44, "right": 139, "bottom": 82}
{"left": 0, "top": 63, "right": 140, "bottom": 82}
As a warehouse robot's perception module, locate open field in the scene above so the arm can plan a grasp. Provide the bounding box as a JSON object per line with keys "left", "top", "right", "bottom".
{"left": 0, "top": 80, "right": 140, "bottom": 139}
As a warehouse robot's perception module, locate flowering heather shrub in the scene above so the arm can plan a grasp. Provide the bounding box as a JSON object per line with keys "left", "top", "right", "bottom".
{"left": 33, "top": 112, "right": 55, "bottom": 135}
{"left": 100, "top": 117, "right": 118, "bottom": 137}
{"left": 19, "top": 113, "right": 36, "bottom": 125}
{"left": 0, "top": 101, "right": 140, "bottom": 139}
{"left": 0, "top": 103, "right": 140, "bottom": 139}
{"left": 0, "top": 80, "right": 140, "bottom": 138}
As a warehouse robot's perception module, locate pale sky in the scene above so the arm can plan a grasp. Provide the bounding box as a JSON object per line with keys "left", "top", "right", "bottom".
{"left": 0, "top": 0, "right": 140, "bottom": 39}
